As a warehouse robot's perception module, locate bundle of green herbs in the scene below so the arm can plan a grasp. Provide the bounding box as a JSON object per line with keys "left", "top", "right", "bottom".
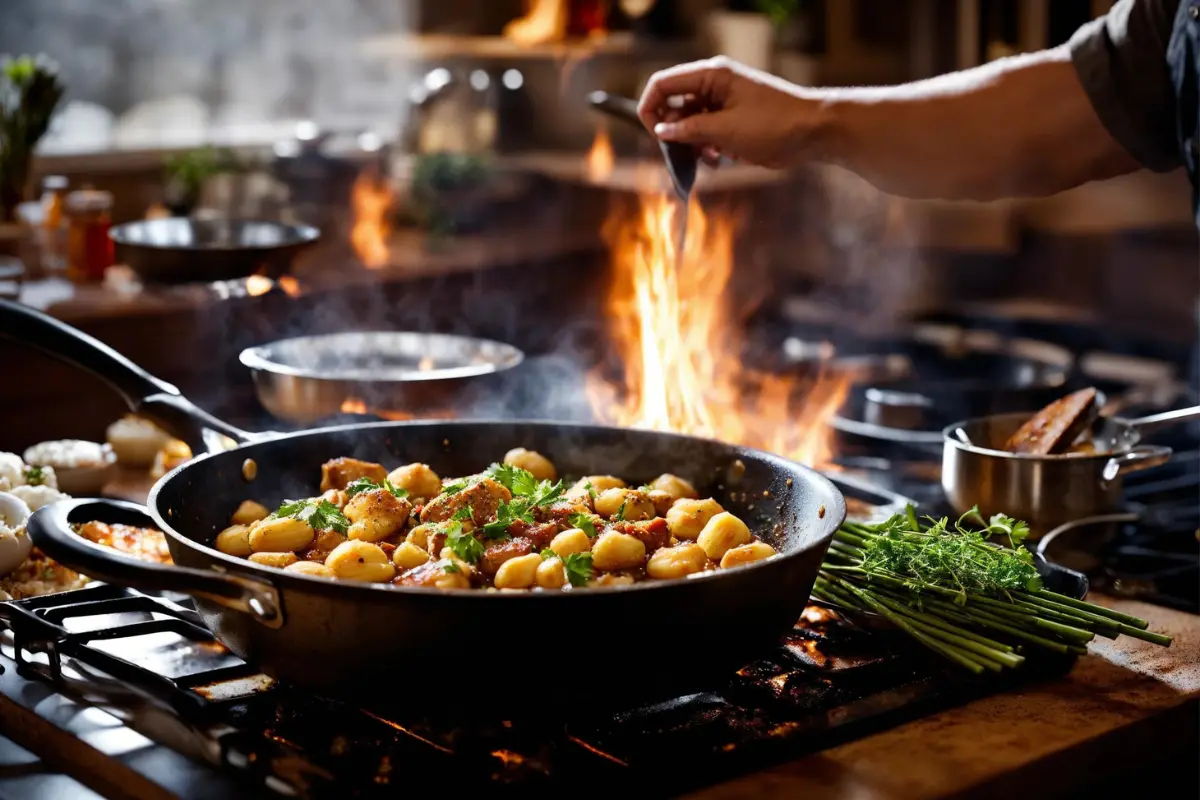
{"left": 815, "top": 506, "right": 1172, "bottom": 674}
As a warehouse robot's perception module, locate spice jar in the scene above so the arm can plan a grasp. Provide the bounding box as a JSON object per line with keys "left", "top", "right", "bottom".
{"left": 65, "top": 189, "right": 114, "bottom": 282}
{"left": 39, "top": 175, "right": 69, "bottom": 272}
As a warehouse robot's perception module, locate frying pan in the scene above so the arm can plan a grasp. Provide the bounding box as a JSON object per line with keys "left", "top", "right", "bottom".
{"left": 109, "top": 218, "right": 319, "bottom": 284}
{"left": 0, "top": 299, "right": 845, "bottom": 713}
{"left": 239, "top": 331, "right": 525, "bottom": 424}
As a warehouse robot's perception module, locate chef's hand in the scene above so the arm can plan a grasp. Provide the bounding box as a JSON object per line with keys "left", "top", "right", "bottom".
{"left": 637, "top": 57, "right": 819, "bottom": 169}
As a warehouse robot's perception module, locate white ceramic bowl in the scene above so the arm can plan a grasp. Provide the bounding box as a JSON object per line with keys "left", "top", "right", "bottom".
{"left": 0, "top": 492, "right": 33, "bottom": 577}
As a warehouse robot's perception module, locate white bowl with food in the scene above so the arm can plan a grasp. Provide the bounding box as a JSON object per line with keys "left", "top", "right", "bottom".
{"left": 23, "top": 440, "right": 117, "bottom": 496}
{"left": 106, "top": 415, "right": 172, "bottom": 467}
{"left": 0, "top": 492, "right": 34, "bottom": 578}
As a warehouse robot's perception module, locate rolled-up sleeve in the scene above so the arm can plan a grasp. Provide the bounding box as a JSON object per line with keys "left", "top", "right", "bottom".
{"left": 1070, "top": 0, "right": 1182, "bottom": 172}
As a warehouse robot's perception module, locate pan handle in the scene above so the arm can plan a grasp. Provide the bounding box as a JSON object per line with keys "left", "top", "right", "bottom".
{"left": 0, "top": 299, "right": 257, "bottom": 450}
{"left": 1124, "top": 405, "right": 1200, "bottom": 437}
{"left": 1100, "top": 445, "right": 1173, "bottom": 484}
{"left": 27, "top": 498, "right": 284, "bottom": 629}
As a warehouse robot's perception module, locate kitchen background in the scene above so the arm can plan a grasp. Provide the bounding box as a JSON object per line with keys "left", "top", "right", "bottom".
{"left": 0, "top": 0, "right": 1196, "bottom": 449}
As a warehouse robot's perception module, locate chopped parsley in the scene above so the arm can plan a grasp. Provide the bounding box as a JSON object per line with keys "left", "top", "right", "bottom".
{"left": 441, "top": 480, "right": 468, "bottom": 495}
{"left": 562, "top": 552, "right": 593, "bottom": 587}
{"left": 584, "top": 481, "right": 597, "bottom": 501}
{"left": 444, "top": 521, "right": 484, "bottom": 564}
{"left": 271, "top": 499, "right": 349, "bottom": 534}
{"left": 614, "top": 499, "right": 628, "bottom": 522}
{"left": 479, "top": 498, "right": 533, "bottom": 540}
{"left": 442, "top": 561, "right": 462, "bottom": 574}
{"left": 344, "top": 476, "right": 409, "bottom": 500}
{"left": 451, "top": 505, "right": 474, "bottom": 523}
{"left": 22, "top": 466, "right": 46, "bottom": 486}
{"left": 485, "top": 463, "right": 564, "bottom": 508}
{"left": 568, "top": 512, "right": 598, "bottom": 538}
{"left": 540, "top": 548, "right": 556, "bottom": 560}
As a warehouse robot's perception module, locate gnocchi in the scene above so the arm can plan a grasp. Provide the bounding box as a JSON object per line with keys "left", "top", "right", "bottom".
{"left": 216, "top": 455, "right": 777, "bottom": 590}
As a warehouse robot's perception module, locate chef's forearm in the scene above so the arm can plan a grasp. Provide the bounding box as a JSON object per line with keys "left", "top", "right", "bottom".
{"left": 812, "top": 46, "right": 1141, "bottom": 200}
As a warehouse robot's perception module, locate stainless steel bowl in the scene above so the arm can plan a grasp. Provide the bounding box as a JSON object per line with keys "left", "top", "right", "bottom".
{"left": 941, "top": 407, "right": 1200, "bottom": 536}
{"left": 239, "top": 331, "right": 525, "bottom": 425}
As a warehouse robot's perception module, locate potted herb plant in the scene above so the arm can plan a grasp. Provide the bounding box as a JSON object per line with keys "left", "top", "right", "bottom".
{"left": 163, "top": 146, "right": 242, "bottom": 217}
{"left": 0, "top": 55, "right": 65, "bottom": 223}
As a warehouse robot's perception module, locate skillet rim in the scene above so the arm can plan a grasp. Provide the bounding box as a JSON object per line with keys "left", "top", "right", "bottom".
{"left": 146, "top": 419, "right": 846, "bottom": 601}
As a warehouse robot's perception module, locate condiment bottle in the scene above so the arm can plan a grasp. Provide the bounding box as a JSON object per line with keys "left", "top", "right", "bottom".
{"left": 65, "top": 189, "right": 114, "bottom": 282}
{"left": 39, "top": 175, "right": 69, "bottom": 272}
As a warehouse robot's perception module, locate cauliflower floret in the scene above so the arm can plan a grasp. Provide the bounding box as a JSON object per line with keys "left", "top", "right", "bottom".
{"left": 9, "top": 484, "right": 69, "bottom": 512}
{"left": 0, "top": 453, "right": 25, "bottom": 492}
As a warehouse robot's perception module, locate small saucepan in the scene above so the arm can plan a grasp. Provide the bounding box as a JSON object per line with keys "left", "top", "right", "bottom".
{"left": 942, "top": 406, "right": 1200, "bottom": 536}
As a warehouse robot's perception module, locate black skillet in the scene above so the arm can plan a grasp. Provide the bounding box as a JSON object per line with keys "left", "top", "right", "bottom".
{"left": 0, "top": 300, "right": 845, "bottom": 714}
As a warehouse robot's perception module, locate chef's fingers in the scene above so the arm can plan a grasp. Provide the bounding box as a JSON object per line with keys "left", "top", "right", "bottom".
{"left": 638, "top": 59, "right": 734, "bottom": 131}
{"left": 654, "top": 110, "right": 735, "bottom": 148}
{"left": 700, "top": 146, "right": 722, "bottom": 166}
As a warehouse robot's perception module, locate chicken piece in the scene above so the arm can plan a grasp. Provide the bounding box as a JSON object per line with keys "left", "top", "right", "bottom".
{"left": 420, "top": 478, "right": 509, "bottom": 525}
{"left": 394, "top": 559, "right": 473, "bottom": 589}
{"left": 479, "top": 536, "right": 534, "bottom": 576}
{"left": 1003, "top": 388, "right": 1098, "bottom": 455}
{"left": 320, "top": 457, "right": 388, "bottom": 492}
{"left": 344, "top": 488, "right": 412, "bottom": 540}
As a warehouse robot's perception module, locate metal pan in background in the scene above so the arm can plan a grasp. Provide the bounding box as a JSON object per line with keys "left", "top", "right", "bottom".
{"left": 0, "top": 299, "right": 845, "bottom": 716}
{"left": 239, "top": 331, "right": 525, "bottom": 425}
{"left": 941, "top": 406, "right": 1200, "bottom": 536}
{"left": 109, "top": 218, "right": 320, "bottom": 285}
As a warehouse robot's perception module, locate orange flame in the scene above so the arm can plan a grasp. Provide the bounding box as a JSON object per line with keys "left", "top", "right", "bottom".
{"left": 504, "top": 0, "right": 568, "bottom": 46}
{"left": 278, "top": 276, "right": 301, "bottom": 297}
{"left": 340, "top": 398, "right": 368, "bottom": 414}
{"left": 245, "top": 275, "right": 273, "bottom": 296}
{"left": 585, "top": 128, "right": 614, "bottom": 182}
{"left": 350, "top": 170, "right": 394, "bottom": 269}
{"left": 587, "top": 194, "right": 849, "bottom": 468}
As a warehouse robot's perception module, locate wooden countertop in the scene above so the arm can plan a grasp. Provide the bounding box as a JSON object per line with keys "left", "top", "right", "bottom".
{"left": 101, "top": 468, "right": 1200, "bottom": 798}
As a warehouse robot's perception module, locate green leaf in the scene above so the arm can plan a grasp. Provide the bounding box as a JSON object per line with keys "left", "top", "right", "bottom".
{"left": 584, "top": 481, "right": 597, "bottom": 501}
{"left": 22, "top": 465, "right": 45, "bottom": 486}
{"left": 568, "top": 512, "right": 598, "bottom": 538}
{"left": 344, "top": 477, "right": 379, "bottom": 498}
{"left": 479, "top": 497, "right": 531, "bottom": 540}
{"left": 444, "top": 522, "right": 483, "bottom": 564}
{"left": 451, "top": 505, "right": 474, "bottom": 523}
{"left": 270, "top": 499, "right": 349, "bottom": 534}
{"left": 529, "top": 479, "right": 565, "bottom": 508}
{"left": 562, "top": 552, "right": 594, "bottom": 587}
{"left": 987, "top": 513, "right": 1032, "bottom": 548}
{"left": 443, "top": 561, "right": 462, "bottom": 574}
{"left": 540, "top": 548, "right": 556, "bottom": 561}
{"left": 614, "top": 499, "right": 628, "bottom": 522}
{"left": 441, "top": 480, "right": 468, "bottom": 495}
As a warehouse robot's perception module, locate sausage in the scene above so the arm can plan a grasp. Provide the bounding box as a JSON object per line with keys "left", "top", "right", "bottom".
{"left": 479, "top": 537, "right": 534, "bottom": 576}
{"left": 615, "top": 518, "right": 670, "bottom": 553}
{"left": 1003, "top": 388, "right": 1098, "bottom": 455}
{"left": 320, "top": 457, "right": 388, "bottom": 492}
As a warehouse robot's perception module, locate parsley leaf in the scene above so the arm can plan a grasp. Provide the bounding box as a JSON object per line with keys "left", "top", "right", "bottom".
{"left": 480, "top": 497, "right": 533, "bottom": 540}
{"left": 562, "top": 552, "right": 593, "bottom": 587}
{"left": 484, "top": 462, "right": 540, "bottom": 497}
{"left": 540, "top": 548, "right": 556, "bottom": 560}
{"left": 444, "top": 522, "right": 484, "bottom": 564}
{"left": 568, "top": 512, "right": 598, "bottom": 537}
{"left": 344, "top": 477, "right": 409, "bottom": 500}
{"left": 443, "top": 561, "right": 462, "bottom": 574}
{"left": 441, "top": 480, "right": 468, "bottom": 495}
{"left": 452, "top": 505, "right": 474, "bottom": 523}
{"left": 987, "top": 513, "right": 1032, "bottom": 548}
{"left": 272, "top": 499, "right": 350, "bottom": 534}
{"left": 614, "top": 499, "right": 628, "bottom": 522}
{"left": 22, "top": 466, "right": 46, "bottom": 486}
{"left": 529, "top": 479, "right": 565, "bottom": 508}
{"left": 584, "top": 481, "right": 597, "bottom": 501}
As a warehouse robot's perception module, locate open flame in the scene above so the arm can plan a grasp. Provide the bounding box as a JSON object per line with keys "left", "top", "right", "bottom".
{"left": 245, "top": 275, "right": 273, "bottom": 297}
{"left": 585, "top": 128, "right": 615, "bottom": 182}
{"left": 350, "top": 170, "right": 395, "bottom": 269}
{"left": 503, "top": 0, "right": 568, "bottom": 46}
{"left": 587, "top": 194, "right": 849, "bottom": 468}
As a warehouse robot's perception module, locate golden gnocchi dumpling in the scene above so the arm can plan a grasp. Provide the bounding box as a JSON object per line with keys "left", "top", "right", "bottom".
{"left": 666, "top": 498, "right": 724, "bottom": 540}
{"left": 249, "top": 517, "right": 314, "bottom": 553}
{"left": 215, "top": 524, "right": 252, "bottom": 557}
{"left": 387, "top": 463, "right": 442, "bottom": 499}
{"left": 231, "top": 500, "right": 270, "bottom": 526}
{"left": 591, "top": 531, "right": 646, "bottom": 571}
{"left": 697, "top": 512, "right": 752, "bottom": 561}
{"left": 650, "top": 474, "right": 698, "bottom": 502}
{"left": 720, "top": 541, "right": 776, "bottom": 569}
{"left": 285, "top": 560, "right": 336, "bottom": 578}
{"left": 494, "top": 553, "right": 542, "bottom": 589}
{"left": 249, "top": 552, "right": 299, "bottom": 569}
{"left": 325, "top": 540, "right": 395, "bottom": 582}
{"left": 646, "top": 543, "right": 709, "bottom": 580}
{"left": 535, "top": 557, "right": 567, "bottom": 589}
{"left": 567, "top": 475, "right": 625, "bottom": 499}
{"left": 549, "top": 528, "right": 592, "bottom": 557}
{"left": 594, "top": 488, "right": 655, "bottom": 521}
{"left": 503, "top": 448, "right": 557, "bottom": 482}
{"left": 391, "top": 541, "right": 431, "bottom": 570}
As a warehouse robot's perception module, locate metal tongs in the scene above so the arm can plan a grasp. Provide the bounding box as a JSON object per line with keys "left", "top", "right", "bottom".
{"left": 586, "top": 90, "right": 698, "bottom": 200}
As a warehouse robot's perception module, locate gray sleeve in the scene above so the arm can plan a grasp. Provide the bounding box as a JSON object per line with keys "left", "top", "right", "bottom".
{"left": 1069, "top": 0, "right": 1182, "bottom": 172}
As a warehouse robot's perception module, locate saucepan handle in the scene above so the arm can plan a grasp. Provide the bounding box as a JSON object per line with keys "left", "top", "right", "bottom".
{"left": 27, "top": 498, "right": 284, "bottom": 629}
{"left": 0, "top": 298, "right": 257, "bottom": 451}
{"left": 1100, "top": 445, "right": 1173, "bottom": 484}
{"left": 1124, "top": 405, "right": 1200, "bottom": 437}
